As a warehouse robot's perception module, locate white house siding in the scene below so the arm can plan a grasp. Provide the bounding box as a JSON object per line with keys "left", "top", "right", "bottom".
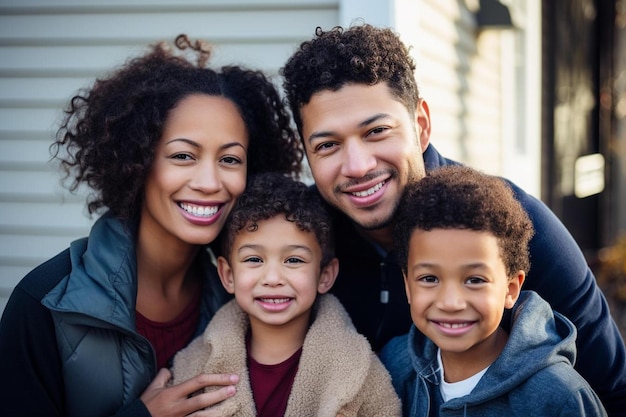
{"left": 0, "top": 0, "right": 340, "bottom": 312}
{"left": 414, "top": 0, "right": 541, "bottom": 194}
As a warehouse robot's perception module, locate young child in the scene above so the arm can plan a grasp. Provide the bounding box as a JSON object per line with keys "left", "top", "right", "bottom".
{"left": 171, "top": 172, "right": 401, "bottom": 416}
{"left": 380, "top": 165, "right": 607, "bottom": 416}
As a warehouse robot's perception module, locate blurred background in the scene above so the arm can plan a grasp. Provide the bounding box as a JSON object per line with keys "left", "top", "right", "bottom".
{"left": 0, "top": 0, "right": 625, "bottom": 338}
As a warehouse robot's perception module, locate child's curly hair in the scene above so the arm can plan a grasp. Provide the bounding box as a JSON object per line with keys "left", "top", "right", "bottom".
{"left": 51, "top": 34, "right": 303, "bottom": 220}
{"left": 221, "top": 172, "right": 334, "bottom": 268}
{"left": 394, "top": 166, "right": 535, "bottom": 277}
{"left": 281, "top": 24, "right": 420, "bottom": 136}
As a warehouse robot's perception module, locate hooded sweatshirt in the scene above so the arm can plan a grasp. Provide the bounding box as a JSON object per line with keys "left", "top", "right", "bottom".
{"left": 172, "top": 293, "right": 401, "bottom": 416}
{"left": 380, "top": 291, "right": 607, "bottom": 417}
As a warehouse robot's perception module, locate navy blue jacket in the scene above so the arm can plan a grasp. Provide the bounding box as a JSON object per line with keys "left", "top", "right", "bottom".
{"left": 328, "top": 144, "right": 626, "bottom": 415}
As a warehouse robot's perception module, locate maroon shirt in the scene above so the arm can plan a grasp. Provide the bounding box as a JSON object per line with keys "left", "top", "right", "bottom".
{"left": 135, "top": 291, "right": 201, "bottom": 369}
{"left": 248, "top": 346, "right": 303, "bottom": 416}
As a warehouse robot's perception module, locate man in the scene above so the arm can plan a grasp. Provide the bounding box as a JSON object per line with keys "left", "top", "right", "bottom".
{"left": 281, "top": 24, "right": 626, "bottom": 415}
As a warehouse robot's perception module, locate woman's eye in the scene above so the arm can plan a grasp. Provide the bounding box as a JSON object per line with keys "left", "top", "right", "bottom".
{"left": 221, "top": 156, "right": 242, "bottom": 165}
{"left": 171, "top": 153, "right": 193, "bottom": 161}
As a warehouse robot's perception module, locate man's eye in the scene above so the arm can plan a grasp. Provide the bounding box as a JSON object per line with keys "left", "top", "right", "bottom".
{"left": 316, "top": 142, "right": 336, "bottom": 151}
{"left": 367, "top": 126, "right": 389, "bottom": 136}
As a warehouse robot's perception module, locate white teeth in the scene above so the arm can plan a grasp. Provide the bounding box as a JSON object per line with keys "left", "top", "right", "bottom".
{"left": 180, "top": 203, "right": 218, "bottom": 217}
{"left": 352, "top": 181, "right": 384, "bottom": 197}
{"left": 440, "top": 322, "right": 469, "bottom": 329}
{"left": 260, "top": 298, "right": 290, "bottom": 304}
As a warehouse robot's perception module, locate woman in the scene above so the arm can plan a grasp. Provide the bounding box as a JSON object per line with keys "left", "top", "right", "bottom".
{"left": 0, "top": 35, "right": 302, "bottom": 417}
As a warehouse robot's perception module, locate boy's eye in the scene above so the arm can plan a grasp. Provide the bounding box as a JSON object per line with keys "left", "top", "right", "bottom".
{"left": 285, "top": 257, "right": 304, "bottom": 264}
{"left": 466, "top": 276, "right": 485, "bottom": 285}
{"left": 243, "top": 256, "right": 262, "bottom": 263}
{"left": 418, "top": 275, "right": 438, "bottom": 283}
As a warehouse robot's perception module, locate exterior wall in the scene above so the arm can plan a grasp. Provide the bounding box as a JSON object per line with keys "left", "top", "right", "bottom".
{"left": 0, "top": 0, "right": 339, "bottom": 312}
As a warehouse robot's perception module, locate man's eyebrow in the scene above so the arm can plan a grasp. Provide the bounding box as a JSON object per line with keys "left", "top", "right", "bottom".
{"left": 306, "top": 113, "right": 391, "bottom": 144}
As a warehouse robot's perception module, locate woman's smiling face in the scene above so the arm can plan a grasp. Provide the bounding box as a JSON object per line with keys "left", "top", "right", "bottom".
{"left": 141, "top": 94, "right": 248, "bottom": 248}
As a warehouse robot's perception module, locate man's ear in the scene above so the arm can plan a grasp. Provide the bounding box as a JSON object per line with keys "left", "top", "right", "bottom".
{"left": 318, "top": 257, "right": 339, "bottom": 294}
{"left": 217, "top": 256, "right": 236, "bottom": 294}
{"left": 505, "top": 270, "right": 526, "bottom": 309}
{"left": 416, "top": 98, "right": 431, "bottom": 153}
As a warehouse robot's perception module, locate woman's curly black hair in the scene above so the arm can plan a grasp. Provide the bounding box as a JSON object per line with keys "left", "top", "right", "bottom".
{"left": 281, "top": 24, "right": 420, "bottom": 136}
{"left": 221, "top": 172, "right": 334, "bottom": 268}
{"left": 394, "top": 166, "right": 535, "bottom": 277}
{"left": 51, "top": 34, "right": 303, "bottom": 220}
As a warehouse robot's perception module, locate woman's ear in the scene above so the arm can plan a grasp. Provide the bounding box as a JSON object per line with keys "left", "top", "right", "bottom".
{"left": 505, "top": 270, "right": 526, "bottom": 309}
{"left": 317, "top": 257, "right": 339, "bottom": 294}
{"left": 217, "top": 256, "right": 236, "bottom": 294}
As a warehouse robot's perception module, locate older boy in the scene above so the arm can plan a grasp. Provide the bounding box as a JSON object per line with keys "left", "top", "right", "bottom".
{"left": 171, "top": 173, "right": 400, "bottom": 416}
{"left": 380, "top": 165, "right": 606, "bottom": 416}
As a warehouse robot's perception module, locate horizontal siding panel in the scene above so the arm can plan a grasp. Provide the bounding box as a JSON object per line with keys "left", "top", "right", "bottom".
{"left": 0, "top": 0, "right": 337, "bottom": 11}
{"left": 0, "top": 10, "right": 335, "bottom": 44}
{"left": 0, "top": 138, "right": 54, "bottom": 166}
{"left": 0, "top": 42, "right": 305, "bottom": 78}
{"left": 0, "top": 233, "right": 83, "bottom": 262}
{"left": 0, "top": 201, "right": 93, "bottom": 232}
{"left": 0, "top": 170, "right": 71, "bottom": 197}
{"left": 0, "top": 108, "right": 60, "bottom": 132}
{"left": 0, "top": 77, "right": 94, "bottom": 104}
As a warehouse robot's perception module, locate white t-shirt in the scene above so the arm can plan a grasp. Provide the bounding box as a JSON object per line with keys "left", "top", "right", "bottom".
{"left": 437, "top": 348, "right": 490, "bottom": 402}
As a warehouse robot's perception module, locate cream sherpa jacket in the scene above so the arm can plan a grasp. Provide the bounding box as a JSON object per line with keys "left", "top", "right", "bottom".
{"left": 171, "top": 293, "right": 401, "bottom": 416}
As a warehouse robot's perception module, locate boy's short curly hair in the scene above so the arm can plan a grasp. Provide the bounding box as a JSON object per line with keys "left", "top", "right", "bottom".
{"left": 52, "top": 34, "right": 303, "bottom": 220}
{"left": 394, "top": 166, "right": 534, "bottom": 277}
{"left": 221, "top": 172, "right": 334, "bottom": 268}
{"left": 281, "top": 24, "right": 420, "bottom": 135}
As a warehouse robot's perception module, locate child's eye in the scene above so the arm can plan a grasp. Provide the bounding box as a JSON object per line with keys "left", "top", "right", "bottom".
{"left": 466, "top": 276, "right": 485, "bottom": 285}
{"left": 418, "top": 275, "right": 438, "bottom": 283}
{"left": 243, "top": 256, "right": 262, "bottom": 263}
{"left": 285, "top": 257, "right": 304, "bottom": 264}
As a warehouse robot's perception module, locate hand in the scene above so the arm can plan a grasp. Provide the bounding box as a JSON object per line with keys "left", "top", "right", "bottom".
{"left": 140, "top": 368, "right": 239, "bottom": 417}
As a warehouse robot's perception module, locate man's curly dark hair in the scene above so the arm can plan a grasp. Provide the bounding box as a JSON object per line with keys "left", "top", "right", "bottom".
{"left": 51, "top": 34, "right": 303, "bottom": 220}
{"left": 221, "top": 172, "right": 334, "bottom": 268}
{"left": 281, "top": 24, "right": 420, "bottom": 136}
{"left": 394, "top": 166, "right": 534, "bottom": 277}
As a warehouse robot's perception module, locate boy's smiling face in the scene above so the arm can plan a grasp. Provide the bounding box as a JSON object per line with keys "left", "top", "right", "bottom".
{"left": 217, "top": 215, "right": 337, "bottom": 331}
{"left": 404, "top": 228, "right": 524, "bottom": 371}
